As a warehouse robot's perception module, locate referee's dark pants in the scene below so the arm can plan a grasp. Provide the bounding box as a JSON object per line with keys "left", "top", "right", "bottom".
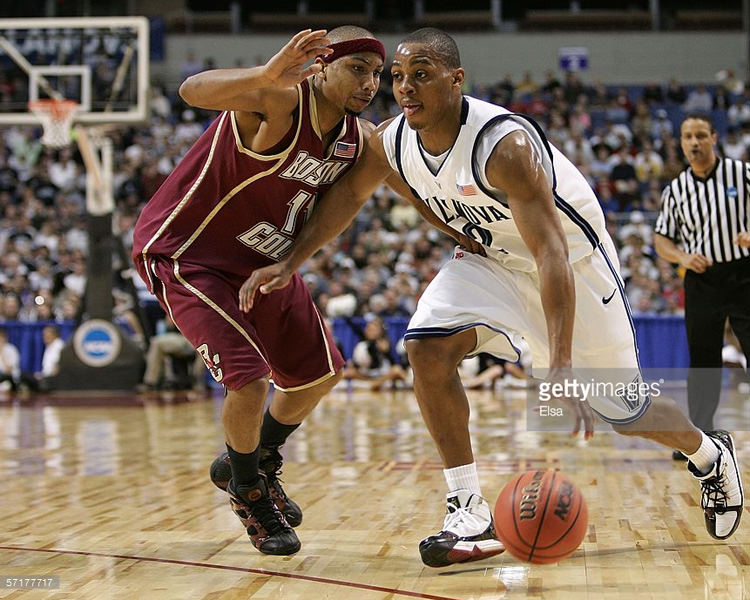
{"left": 684, "top": 256, "right": 750, "bottom": 431}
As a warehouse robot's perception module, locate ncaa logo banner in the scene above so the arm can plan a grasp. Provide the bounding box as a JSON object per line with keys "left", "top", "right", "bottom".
{"left": 73, "top": 319, "right": 122, "bottom": 367}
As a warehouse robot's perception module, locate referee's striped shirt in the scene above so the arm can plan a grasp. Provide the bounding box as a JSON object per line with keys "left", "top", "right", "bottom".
{"left": 655, "top": 157, "right": 750, "bottom": 263}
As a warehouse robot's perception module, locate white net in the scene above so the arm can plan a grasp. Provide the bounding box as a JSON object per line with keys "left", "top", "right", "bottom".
{"left": 28, "top": 99, "right": 79, "bottom": 148}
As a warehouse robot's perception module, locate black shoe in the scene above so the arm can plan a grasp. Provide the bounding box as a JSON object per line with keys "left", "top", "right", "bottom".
{"left": 419, "top": 489, "right": 505, "bottom": 568}
{"left": 227, "top": 477, "right": 301, "bottom": 555}
{"left": 688, "top": 430, "right": 744, "bottom": 540}
{"left": 210, "top": 450, "right": 303, "bottom": 527}
{"left": 209, "top": 452, "right": 233, "bottom": 491}
{"left": 673, "top": 450, "right": 688, "bottom": 461}
{"left": 259, "top": 446, "right": 303, "bottom": 527}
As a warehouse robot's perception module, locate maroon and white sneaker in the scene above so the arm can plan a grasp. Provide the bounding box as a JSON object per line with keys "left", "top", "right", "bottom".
{"left": 226, "top": 477, "right": 300, "bottom": 555}
{"left": 419, "top": 489, "right": 505, "bottom": 568}
{"left": 259, "top": 447, "right": 303, "bottom": 527}
{"left": 210, "top": 450, "right": 303, "bottom": 527}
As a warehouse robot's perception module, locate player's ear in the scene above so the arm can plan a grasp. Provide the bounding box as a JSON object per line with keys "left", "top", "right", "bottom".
{"left": 452, "top": 68, "right": 465, "bottom": 88}
{"left": 314, "top": 57, "right": 327, "bottom": 81}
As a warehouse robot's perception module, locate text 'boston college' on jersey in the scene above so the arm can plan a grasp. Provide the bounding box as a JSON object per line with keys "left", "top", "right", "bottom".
{"left": 382, "top": 96, "right": 609, "bottom": 272}
{"left": 132, "top": 78, "right": 363, "bottom": 278}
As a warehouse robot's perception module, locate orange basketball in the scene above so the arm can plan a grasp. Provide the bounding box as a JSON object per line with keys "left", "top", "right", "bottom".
{"left": 493, "top": 469, "right": 588, "bottom": 564}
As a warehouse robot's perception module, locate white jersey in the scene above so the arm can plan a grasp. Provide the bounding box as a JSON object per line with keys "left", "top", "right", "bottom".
{"left": 382, "top": 96, "right": 609, "bottom": 272}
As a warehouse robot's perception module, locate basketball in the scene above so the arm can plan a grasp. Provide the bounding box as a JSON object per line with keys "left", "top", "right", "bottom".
{"left": 493, "top": 469, "right": 588, "bottom": 564}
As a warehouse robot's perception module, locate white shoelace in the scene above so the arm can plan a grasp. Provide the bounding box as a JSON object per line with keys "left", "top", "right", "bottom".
{"left": 443, "top": 502, "right": 489, "bottom": 536}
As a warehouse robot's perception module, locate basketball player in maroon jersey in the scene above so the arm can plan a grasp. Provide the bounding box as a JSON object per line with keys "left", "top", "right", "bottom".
{"left": 131, "top": 28, "right": 388, "bottom": 555}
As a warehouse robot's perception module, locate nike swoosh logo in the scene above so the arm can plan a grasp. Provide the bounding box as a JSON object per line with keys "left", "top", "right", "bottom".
{"left": 602, "top": 289, "right": 616, "bottom": 304}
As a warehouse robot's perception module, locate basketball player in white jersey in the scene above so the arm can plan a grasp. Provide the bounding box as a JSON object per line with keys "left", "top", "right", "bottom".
{"left": 240, "top": 29, "right": 744, "bottom": 566}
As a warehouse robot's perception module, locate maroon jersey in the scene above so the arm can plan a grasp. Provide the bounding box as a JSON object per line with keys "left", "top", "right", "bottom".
{"left": 132, "top": 78, "right": 364, "bottom": 278}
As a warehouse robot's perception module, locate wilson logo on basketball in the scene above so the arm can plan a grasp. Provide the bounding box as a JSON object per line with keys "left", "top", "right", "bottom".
{"left": 494, "top": 469, "right": 588, "bottom": 564}
{"left": 518, "top": 470, "right": 544, "bottom": 520}
{"left": 554, "top": 480, "right": 573, "bottom": 520}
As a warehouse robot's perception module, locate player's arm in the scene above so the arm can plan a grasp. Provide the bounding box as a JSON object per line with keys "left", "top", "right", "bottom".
{"left": 487, "top": 131, "right": 593, "bottom": 438}
{"left": 178, "top": 29, "right": 331, "bottom": 114}
{"left": 383, "top": 172, "right": 487, "bottom": 256}
{"left": 365, "top": 118, "right": 484, "bottom": 255}
{"left": 238, "top": 122, "right": 396, "bottom": 311}
{"left": 486, "top": 131, "right": 574, "bottom": 370}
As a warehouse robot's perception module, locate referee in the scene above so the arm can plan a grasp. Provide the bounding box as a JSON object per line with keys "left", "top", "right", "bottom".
{"left": 654, "top": 113, "right": 750, "bottom": 446}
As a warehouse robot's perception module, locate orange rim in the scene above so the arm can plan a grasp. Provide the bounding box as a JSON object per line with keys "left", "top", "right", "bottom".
{"left": 28, "top": 99, "right": 78, "bottom": 119}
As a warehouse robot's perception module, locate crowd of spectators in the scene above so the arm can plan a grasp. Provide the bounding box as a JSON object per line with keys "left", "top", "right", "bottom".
{"left": 0, "top": 64, "right": 749, "bottom": 352}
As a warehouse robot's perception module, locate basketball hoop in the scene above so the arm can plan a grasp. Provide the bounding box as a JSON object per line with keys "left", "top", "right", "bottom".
{"left": 28, "top": 99, "right": 79, "bottom": 148}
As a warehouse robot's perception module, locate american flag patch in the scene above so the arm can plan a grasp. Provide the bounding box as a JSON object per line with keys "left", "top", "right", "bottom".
{"left": 456, "top": 183, "right": 477, "bottom": 196}
{"left": 334, "top": 141, "right": 356, "bottom": 158}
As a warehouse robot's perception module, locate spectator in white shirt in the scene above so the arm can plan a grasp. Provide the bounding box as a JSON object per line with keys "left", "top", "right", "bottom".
{"left": 727, "top": 90, "right": 750, "bottom": 128}
{"left": 20, "top": 325, "right": 66, "bottom": 394}
{"left": 618, "top": 211, "right": 654, "bottom": 246}
{"left": 721, "top": 129, "right": 747, "bottom": 161}
{"left": 62, "top": 259, "right": 87, "bottom": 297}
{"left": 48, "top": 147, "right": 79, "bottom": 192}
{"left": 0, "top": 327, "right": 20, "bottom": 392}
{"left": 683, "top": 84, "right": 714, "bottom": 113}
{"left": 40, "top": 325, "right": 64, "bottom": 379}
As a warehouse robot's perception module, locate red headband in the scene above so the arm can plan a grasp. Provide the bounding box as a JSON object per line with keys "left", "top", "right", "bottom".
{"left": 320, "top": 38, "right": 386, "bottom": 64}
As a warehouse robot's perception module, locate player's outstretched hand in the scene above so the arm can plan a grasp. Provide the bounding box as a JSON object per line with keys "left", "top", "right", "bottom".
{"left": 454, "top": 232, "right": 487, "bottom": 256}
{"left": 263, "top": 29, "right": 333, "bottom": 88}
{"left": 239, "top": 261, "right": 294, "bottom": 312}
{"left": 547, "top": 367, "right": 595, "bottom": 440}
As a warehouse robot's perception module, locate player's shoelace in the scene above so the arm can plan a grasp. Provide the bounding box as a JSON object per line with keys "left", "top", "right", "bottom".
{"left": 260, "top": 449, "right": 283, "bottom": 476}
{"left": 267, "top": 472, "right": 288, "bottom": 499}
{"left": 231, "top": 481, "right": 289, "bottom": 537}
{"left": 247, "top": 496, "right": 287, "bottom": 536}
{"left": 443, "top": 502, "right": 488, "bottom": 535}
{"left": 701, "top": 474, "right": 730, "bottom": 511}
{"left": 260, "top": 449, "right": 288, "bottom": 498}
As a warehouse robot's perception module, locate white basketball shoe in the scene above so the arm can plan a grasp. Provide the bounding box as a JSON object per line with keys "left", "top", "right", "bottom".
{"left": 419, "top": 489, "right": 505, "bottom": 567}
{"left": 688, "top": 430, "right": 744, "bottom": 540}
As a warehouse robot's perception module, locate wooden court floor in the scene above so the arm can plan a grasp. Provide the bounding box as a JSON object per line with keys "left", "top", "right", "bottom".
{"left": 0, "top": 383, "right": 749, "bottom": 600}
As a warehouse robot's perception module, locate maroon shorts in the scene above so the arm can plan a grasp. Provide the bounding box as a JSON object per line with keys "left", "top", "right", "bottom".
{"left": 135, "top": 255, "right": 344, "bottom": 391}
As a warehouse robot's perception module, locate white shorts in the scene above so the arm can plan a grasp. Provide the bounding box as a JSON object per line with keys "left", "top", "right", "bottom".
{"left": 405, "top": 243, "right": 650, "bottom": 424}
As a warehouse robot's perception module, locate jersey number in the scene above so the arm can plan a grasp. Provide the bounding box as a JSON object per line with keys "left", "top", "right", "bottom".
{"left": 281, "top": 190, "right": 314, "bottom": 233}
{"left": 461, "top": 222, "right": 494, "bottom": 246}
{"left": 237, "top": 190, "right": 314, "bottom": 260}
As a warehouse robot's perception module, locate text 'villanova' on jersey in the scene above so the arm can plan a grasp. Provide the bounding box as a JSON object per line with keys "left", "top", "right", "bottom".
{"left": 381, "top": 96, "right": 609, "bottom": 272}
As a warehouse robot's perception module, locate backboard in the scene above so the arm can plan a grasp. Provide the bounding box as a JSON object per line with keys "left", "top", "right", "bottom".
{"left": 0, "top": 16, "right": 149, "bottom": 125}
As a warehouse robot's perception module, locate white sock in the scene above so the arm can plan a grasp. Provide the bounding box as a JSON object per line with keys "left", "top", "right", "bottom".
{"left": 444, "top": 462, "right": 482, "bottom": 496}
{"left": 685, "top": 432, "right": 721, "bottom": 474}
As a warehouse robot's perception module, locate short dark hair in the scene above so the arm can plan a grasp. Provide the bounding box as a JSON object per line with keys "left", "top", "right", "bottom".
{"left": 328, "top": 25, "right": 377, "bottom": 44}
{"left": 683, "top": 112, "right": 715, "bottom": 133}
{"left": 399, "top": 28, "right": 460, "bottom": 69}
